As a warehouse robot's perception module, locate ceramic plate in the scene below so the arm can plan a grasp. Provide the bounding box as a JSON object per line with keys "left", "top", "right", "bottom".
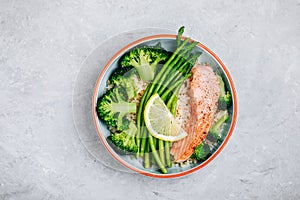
{"left": 92, "top": 34, "right": 237, "bottom": 178}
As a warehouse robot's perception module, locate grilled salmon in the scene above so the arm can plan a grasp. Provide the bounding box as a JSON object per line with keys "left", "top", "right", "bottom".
{"left": 171, "top": 64, "right": 220, "bottom": 162}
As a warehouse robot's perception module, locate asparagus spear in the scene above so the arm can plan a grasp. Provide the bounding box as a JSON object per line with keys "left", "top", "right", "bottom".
{"left": 136, "top": 26, "right": 201, "bottom": 173}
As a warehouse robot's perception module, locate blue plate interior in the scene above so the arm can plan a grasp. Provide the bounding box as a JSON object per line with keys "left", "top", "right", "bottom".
{"left": 94, "top": 37, "right": 234, "bottom": 175}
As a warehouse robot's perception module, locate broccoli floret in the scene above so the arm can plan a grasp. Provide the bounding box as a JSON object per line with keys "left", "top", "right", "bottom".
{"left": 108, "top": 122, "right": 138, "bottom": 153}
{"left": 192, "top": 111, "right": 229, "bottom": 160}
{"left": 218, "top": 75, "right": 232, "bottom": 110}
{"left": 108, "top": 67, "right": 135, "bottom": 84}
{"left": 96, "top": 87, "right": 136, "bottom": 131}
{"left": 108, "top": 68, "right": 137, "bottom": 100}
{"left": 192, "top": 142, "right": 211, "bottom": 161}
{"left": 120, "top": 44, "right": 169, "bottom": 82}
{"left": 207, "top": 111, "right": 229, "bottom": 142}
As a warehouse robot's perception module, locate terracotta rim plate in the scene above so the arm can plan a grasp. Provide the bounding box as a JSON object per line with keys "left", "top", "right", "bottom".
{"left": 92, "top": 34, "right": 237, "bottom": 178}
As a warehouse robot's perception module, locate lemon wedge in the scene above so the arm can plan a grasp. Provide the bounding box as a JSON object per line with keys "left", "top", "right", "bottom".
{"left": 144, "top": 94, "right": 187, "bottom": 141}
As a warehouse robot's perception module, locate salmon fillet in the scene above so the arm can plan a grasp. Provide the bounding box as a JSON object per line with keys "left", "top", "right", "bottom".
{"left": 171, "top": 64, "right": 220, "bottom": 162}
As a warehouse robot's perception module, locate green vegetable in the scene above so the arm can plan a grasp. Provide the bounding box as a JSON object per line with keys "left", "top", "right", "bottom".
{"left": 218, "top": 75, "right": 232, "bottom": 110}
{"left": 191, "top": 112, "right": 229, "bottom": 161}
{"left": 120, "top": 44, "right": 169, "bottom": 82}
{"left": 96, "top": 87, "right": 136, "bottom": 131}
{"left": 98, "top": 59, "right": 139, "bottom": 154}
{"left": 192, "top": 142, "right": 211, "bottom": 161}
{"left": 192, "top": 111, "right": 229, "bottom": 160}
{"left": 208, "top": 111, "right": 229, "bottom": 142}
{"left": 148, "top": 135, "right": 167, "bottom": 174}
{"left": 108, "top": 122, "right": 138, "bottom": 153}
{"left": 136, "top": 26, "right": 202, "bottom": 173}
{"left": 108, "top": 68, "right": 137, "bottom": 100}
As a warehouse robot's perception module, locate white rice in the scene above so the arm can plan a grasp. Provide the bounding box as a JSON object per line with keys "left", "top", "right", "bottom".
{"left": 176, "top": 79, "right": 191, "bottom": 128}
{"left": 126, "top": 74, "right": 148, "bottom": 123}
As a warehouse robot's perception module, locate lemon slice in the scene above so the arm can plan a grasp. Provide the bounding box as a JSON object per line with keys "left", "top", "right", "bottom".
{"left": 144, "top": 94, "right": 187, "bottom": 141}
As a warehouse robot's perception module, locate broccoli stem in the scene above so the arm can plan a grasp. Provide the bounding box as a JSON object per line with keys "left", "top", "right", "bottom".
{"left": 135, "top": 63, "right": 155, "bottom": 82}
{"left": 210, "top": 112, "right": 229, "bottom": 136}
{"left": 111, "top": 102, "right": 136, "bottom": 114}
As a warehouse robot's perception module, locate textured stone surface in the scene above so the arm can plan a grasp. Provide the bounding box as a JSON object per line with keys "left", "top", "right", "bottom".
{"left": 1, "top": 0, "right": 300, "bottom": 199}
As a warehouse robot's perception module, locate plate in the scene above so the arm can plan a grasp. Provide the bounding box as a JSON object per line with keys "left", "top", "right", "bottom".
{"left": 91, "top": 29, "right": 237, "bottom": 178}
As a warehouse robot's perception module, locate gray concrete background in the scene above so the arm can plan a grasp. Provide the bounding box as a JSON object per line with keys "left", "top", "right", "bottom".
{"left": 1, "top": 0, "right": 300, "bottom": 199}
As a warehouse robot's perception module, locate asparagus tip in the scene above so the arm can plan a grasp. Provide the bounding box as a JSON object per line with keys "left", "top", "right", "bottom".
{"left": 178, "top": 26, "right": 185, "bottom": 34}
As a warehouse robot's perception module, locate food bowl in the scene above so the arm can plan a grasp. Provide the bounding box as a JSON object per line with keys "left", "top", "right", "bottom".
{"left": 92, "top": 33, "right": 237, "bottom": 178}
